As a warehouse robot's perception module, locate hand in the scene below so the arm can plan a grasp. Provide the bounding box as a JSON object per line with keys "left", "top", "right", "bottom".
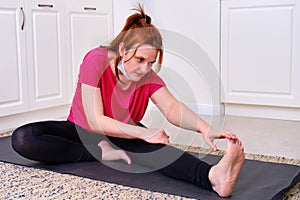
{"left": 203, "top": 128, "right": 238, "bottom": 151}
{"left": 142, "top": 129, "right": 170, "bottom": 145}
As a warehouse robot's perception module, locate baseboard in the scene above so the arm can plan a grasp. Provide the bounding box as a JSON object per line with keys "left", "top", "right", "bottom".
{"left": 225, "top": 103, "right": 300, "bottom": 121}
{"left": 0, "top": 104, "right": 70, "bottom": 132}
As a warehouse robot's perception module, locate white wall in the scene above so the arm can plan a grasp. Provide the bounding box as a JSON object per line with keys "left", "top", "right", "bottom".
{"left": 113, "top": 0, "right": 222, "bottom": 115}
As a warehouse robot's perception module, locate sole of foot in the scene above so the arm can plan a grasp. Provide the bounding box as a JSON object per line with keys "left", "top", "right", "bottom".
{"left": 208, "top": 138, "right": 245, "bottom": 197}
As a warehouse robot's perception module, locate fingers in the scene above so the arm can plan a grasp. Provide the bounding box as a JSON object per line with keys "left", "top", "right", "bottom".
{"left": 159, "top": 132, "right": 170, "bottom": 145}
{"left": 206, "top": 130, "right": 240, "bottom": 151}
{"left": 219, "top": 130, "right": 238, "bottom": 140}
{"left": 205, "top": 137, "right": 218, "bottom": 151}
{"left": 164, "top": 139, "right": 170, "bottom": 145}
{"left": 146, "top": 129, "right": 170, "bottom": 145}
{"left": 163, "top": 134, "right": 170, "bottom": 145}
{"left": 212, "top": 145, "right": 218, "bottom": 152}
{"left": 160, "top": 130, "right": 170, "bottom": 145}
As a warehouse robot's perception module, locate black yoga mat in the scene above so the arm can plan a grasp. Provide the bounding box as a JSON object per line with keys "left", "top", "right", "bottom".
{"left": 0, "top": 136, "right": 299, "bottom": 200}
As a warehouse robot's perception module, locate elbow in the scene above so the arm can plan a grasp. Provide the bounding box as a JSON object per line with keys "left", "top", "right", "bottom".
{"left": 87, "top": 115, "right": 106, "bottom": 133}
{"left": 165, "top": 100, "right": 181, "bottom": 125}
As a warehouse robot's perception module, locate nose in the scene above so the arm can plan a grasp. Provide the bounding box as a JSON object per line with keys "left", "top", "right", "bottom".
{"left": 140, "top": 63, "right": 150, "bottom": 73}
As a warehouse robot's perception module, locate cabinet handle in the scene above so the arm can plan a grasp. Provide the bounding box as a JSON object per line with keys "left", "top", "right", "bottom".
{"left": 20, "top": 7, "right": 25, "bottom": 30}
{"left": 38, "top": 4, "right": 54, "bottom": 8}
{"left": 84, "top": 7, "right": 96, "bottom": 11}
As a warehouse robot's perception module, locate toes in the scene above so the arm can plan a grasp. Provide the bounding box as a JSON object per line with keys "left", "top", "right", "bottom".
{"left": 126, "top": 157, "right": 132, "bottom": 165}
{"left": 119, "top": 150, "right": 132, "bottom": 165}
{"left": 229, "top": 138, "right": 243, "bottom": 147}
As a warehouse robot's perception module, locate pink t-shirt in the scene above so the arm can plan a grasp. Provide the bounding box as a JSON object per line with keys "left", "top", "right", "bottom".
{"left": 67, "top": 47, "right": 165, "bottom": 131}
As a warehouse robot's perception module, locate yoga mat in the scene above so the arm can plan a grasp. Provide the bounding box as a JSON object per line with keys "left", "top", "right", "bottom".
{"left": 0, "top": 136, "right": 299, "bottom": 200}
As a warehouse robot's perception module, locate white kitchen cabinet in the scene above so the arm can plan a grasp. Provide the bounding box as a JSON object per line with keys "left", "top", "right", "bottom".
{"left": 0, "top": 0, "right": 113, "bottom": 130}
{"left": 65, "top": 0, "right": 113, "bottom": 96}
{"left": 0, "top": 0, "right": 28, "bottom": 117}
{"left": 25, "top": 0, "right": 68, "bottom": 110}
{"left": 221, "top": 0, "right": 300, "bottom": 119}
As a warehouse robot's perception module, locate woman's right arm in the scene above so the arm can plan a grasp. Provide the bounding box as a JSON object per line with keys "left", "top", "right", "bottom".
{"left": 81, "top": 83, "right": 170, "bottom": 145}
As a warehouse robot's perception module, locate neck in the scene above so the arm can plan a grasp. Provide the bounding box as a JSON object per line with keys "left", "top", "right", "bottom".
{"left": 108, "top": 50, "right": 135, "bottom": 90}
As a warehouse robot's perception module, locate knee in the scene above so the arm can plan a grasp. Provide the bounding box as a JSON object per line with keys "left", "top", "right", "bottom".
{"left": 11, "top": 125, "right": 31, "bottom": 154}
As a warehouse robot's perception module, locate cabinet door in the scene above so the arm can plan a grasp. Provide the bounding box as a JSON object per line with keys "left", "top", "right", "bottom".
{"left": 0, "top": 0, "right": 28, "bottom": 117}
{"left": 65, "top": 0, "right": 113, "bottom": 98}
{"left": 26, "top": 0, "right": 68, "bottom": 110}
{"left": 221, "top": 0, "right": 300, "bottom": 107}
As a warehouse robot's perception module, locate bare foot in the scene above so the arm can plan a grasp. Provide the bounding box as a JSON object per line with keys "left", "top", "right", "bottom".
{"left": 98, "top": 140, "right": 132, "bottom": 165}
{"left": 208, "top": 138, "right": 245, "bottom": 197}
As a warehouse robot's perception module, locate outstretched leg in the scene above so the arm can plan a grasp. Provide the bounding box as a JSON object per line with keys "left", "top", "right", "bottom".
{"left": 98, "top": 140, "right": 131, "bottom": 165}
{"left": 106, "top": 135, "right": 245, "bottom": 197}
{"left": 209, "top": 138, "right": 245, "bottom": 197}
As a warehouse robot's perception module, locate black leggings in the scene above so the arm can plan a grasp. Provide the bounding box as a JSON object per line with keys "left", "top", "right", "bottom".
{"left": 11, "top": 120, "right": 213, "bottom": 190}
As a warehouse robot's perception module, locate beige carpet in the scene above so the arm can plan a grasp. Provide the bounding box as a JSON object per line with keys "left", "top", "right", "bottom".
{"left": 1, "top": 131, "right": 299, "bottom": 200}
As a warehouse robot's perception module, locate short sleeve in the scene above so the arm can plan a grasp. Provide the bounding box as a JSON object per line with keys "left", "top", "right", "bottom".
{"left": 78, "top": 48, "right": 108, "bottom": 88}
{"left": 139, "top": 70, "right": 166, "bottom": 96}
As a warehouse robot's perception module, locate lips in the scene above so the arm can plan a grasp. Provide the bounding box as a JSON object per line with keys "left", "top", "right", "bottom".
{"left": 135, "top": 72, "right": 144, "bottom": 76}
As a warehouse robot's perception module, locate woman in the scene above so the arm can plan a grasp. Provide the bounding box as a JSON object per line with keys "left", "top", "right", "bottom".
{"left": 12, "top": 4, "right": 244, "bottom": 197}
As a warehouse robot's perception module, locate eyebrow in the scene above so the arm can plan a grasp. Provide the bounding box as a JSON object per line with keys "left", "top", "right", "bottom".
{"left": 136, "top": 55, "right": 156, "bottom": 63}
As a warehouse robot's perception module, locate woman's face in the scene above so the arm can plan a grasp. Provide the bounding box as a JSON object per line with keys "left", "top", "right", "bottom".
{"left": 121, "top": 44, "right": 158, "bottom": 82}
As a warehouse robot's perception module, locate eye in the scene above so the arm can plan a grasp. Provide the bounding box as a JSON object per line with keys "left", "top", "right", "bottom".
{"left": 137, "top": 57, "right": 144, "bottom": 62}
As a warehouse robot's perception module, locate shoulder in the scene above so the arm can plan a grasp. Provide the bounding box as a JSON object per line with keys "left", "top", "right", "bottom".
{"left": 78, "top": 47, "right": 110, "bottom": 83}
{"left": 80, "top": 47, "right": 110, "bottom": 71}
{"left": 141, "top": 70, "right": 165, "bottom": 85}
{"left": 83, "top": 47, "right": 108, "bottom": 61}
{"left": 137, "top": 70, "right": 166, "bottom": 96}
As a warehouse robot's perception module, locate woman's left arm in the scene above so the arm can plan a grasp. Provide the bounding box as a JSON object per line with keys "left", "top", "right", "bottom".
{"left": 151, "top": 87, "right": 237, "bottom": 151}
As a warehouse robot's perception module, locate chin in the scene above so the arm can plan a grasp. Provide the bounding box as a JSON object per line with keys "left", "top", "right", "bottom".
{"left": 131, "top": 77, "right": 142, "bottom": 82}
{"left": 131, "top": 74, "right": 145, "bottom": 82}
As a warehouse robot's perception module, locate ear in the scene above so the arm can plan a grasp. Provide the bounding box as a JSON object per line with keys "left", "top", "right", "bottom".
{"left": 118, "top": 42, "right": 125, "bottom": 57}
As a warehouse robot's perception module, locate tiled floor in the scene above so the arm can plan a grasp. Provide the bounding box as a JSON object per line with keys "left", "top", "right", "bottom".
{"left": 141, "top": 110, "right": 300, "bottom": 160}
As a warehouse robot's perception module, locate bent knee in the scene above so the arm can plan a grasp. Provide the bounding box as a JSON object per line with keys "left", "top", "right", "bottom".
{"left": 11, "top": 125, "right": 32, "bottom": 154}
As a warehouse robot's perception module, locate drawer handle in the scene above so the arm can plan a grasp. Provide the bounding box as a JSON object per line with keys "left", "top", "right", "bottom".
{"left": 38, "top": 4, "right": 54, "bottom": 8}
{"left": 84, "top": 7, "right": 96, "bottom": 11}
